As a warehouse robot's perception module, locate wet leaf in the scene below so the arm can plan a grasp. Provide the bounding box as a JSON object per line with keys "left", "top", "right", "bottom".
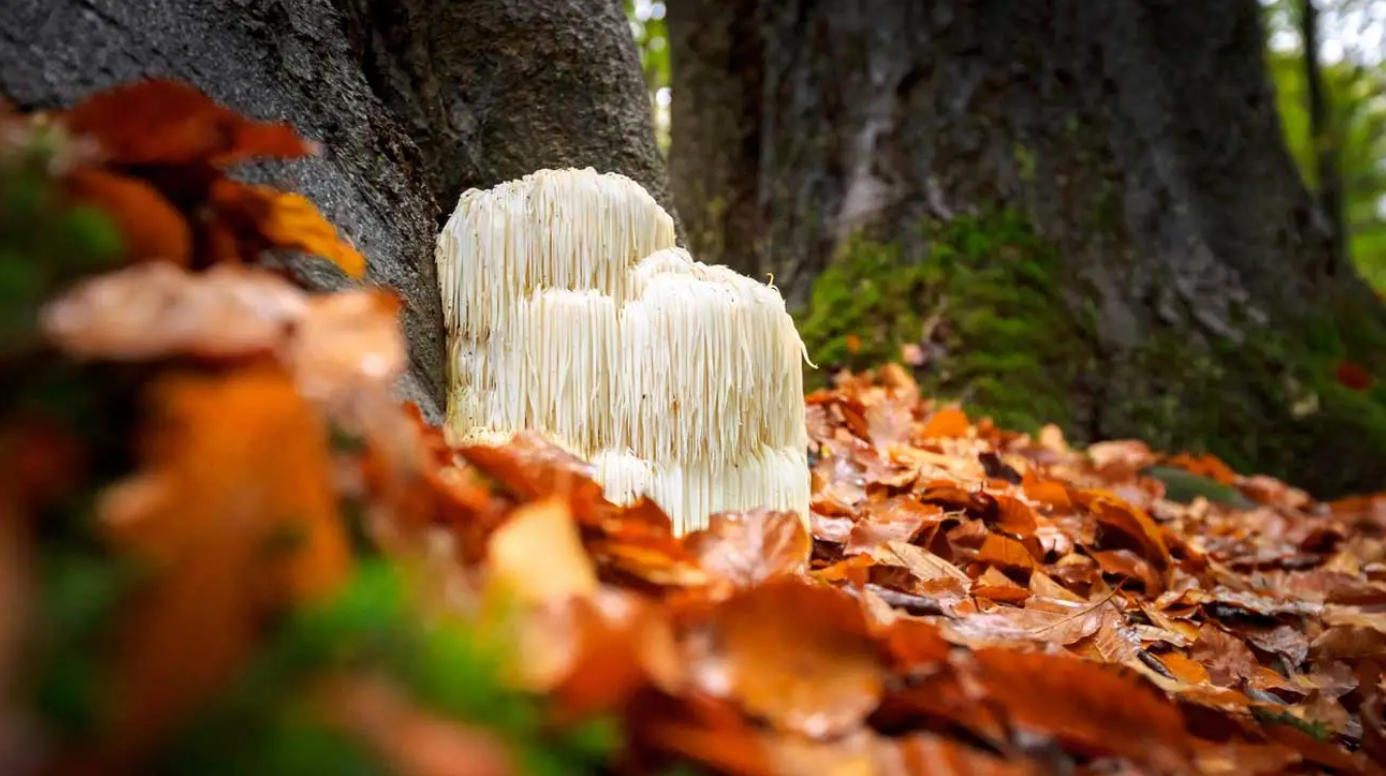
{"left": 682, "top": 578, "right": 885, "bottom": 738}
{"left": 685, "top": 508, "right": 811, "bottom": 587}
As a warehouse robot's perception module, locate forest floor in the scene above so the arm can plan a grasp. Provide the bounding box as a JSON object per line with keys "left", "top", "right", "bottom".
{"left": 4, "top": 79, "right": 1386, "bottom": 776}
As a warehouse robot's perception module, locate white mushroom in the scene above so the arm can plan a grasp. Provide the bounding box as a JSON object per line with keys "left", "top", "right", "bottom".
{"left": 436, "top": 167, "right": 811, "bottom": 534}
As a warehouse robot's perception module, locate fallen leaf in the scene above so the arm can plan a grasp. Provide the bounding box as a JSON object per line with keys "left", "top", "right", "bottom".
{"left": 40, "top": 261, "right": 307, "bottom": 361}
{"left": 967, "top": 648, "right": 1193, "bottom": 772}
{"left": 682, "top": 578, "right": 885, "bottom": 738}
{"left": 209, "top": 179, "right": 366, "bottom": 278}
{"left": 684, "top": 508, "right": 811, "bottom": 587}
{"left": 920, "top": 407, "right": 969, "bottom": 440}
{"left": 485, "top": 496, "right": 598, "bottom": 606}
{"left": 971, "top": 566, "right": 1030, "bottom": 604}
{"left": 99, "top": 365, "right": 350, "bottom": 758}
{"left": 1190, "top": 624, "right": 1260, "bottom": 688}
{"left": 63, "top": 78, "right": 315, "bottom": 166}
{"left": 62, "top": 166, "right": 192, "bottom": 265}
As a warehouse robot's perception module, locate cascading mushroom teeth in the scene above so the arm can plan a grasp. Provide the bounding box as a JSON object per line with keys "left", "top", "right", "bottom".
{"left": 435, "top": 167, "right": 811, "bottom": 534}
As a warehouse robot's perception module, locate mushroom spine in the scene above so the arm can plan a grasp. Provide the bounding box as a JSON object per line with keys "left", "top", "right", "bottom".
{"left": 436, "top": 167, "right": 811, "bottom": 534}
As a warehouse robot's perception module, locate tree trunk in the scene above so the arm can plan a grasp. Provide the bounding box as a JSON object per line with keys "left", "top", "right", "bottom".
{"left": 1301, "top": 0, "right": 1347, "bottom": 266}
{"left": 669, "top": 0, "right": 1386, "bottom": 497}
{"left": 0, "top": 0, "right": 674, "bottom": 423}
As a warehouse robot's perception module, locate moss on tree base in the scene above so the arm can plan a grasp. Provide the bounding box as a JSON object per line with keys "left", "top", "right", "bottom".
{"left": 796, "top": 210, "right": 1386, "bottom": 498}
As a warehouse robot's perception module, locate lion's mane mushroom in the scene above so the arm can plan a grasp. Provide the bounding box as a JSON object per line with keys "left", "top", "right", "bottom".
{"left": 436, "top": 167, "right": 811, "bottom": 534}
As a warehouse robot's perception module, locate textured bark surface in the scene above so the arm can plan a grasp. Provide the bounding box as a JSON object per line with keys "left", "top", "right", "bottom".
{"left": 331, "top": 0, "right": 679, "bottom": 229}
{"left": 669, "top": 0, "right": 1386, "bottom": 495}
{"left": 1, "top": 0, "right": 675, "bottom": 421}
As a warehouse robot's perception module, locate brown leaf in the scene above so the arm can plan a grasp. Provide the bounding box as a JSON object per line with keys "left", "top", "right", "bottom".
{"left": 1091, "top": 548, "right": 1162, "bottom": 594}
{"left": 988, "top": 495, "right": 1038, "bottom": 538}
{"left": 1238, "top": 623, "right": 1310, "bottom": 664}
{"left": 682, "top": 578, "right": 885, "bottom": 738}
{"left": 974, "top": 532, "right": 1037, "bottom": 574}
{"left": 971, "top": 566, "right": 1030, "bottom": 604}
{"left": 1311, "top": 625, "right": 1386, "bottom": 660}
{"left": 684, "top": 508, "right": 811, "bottom": 587}
{"left": 845, "top": 498, "right": 943, "bottom": 553}
{"left": 64, "top": 78, "right": 315, "bottom": 166}
{"left": 1021, "top": 471, "right": 1072, "bottom": 509}
{"left": 1089, "top": 497, "right": 1172, "bottom": 571}
{"left": 897, "top": 733, "right": 1046, "bottom": 776}
{"left": 1190, "top": 624, "right": 1260, "bottom": 688}
{"left": 62, "top": 167, "right": 192, "bottom": 265}
{"left": 869, "top": 540, "right": 971, "bottom": 590}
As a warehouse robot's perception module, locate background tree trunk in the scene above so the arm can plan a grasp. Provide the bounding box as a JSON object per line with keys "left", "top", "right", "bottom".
{"left": 0, "top": 0, "right": 675, "bottom": 422}
{"left": 1301, "top": 0, "right": 1347, "bottom": 266}
{"left": 669, "top": 0, "right": 1386, "bottom": 497}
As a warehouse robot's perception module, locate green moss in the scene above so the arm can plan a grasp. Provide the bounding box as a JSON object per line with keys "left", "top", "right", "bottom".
{"left": 1101, "top": 306, "right": 1386, "bottom": 496}
{"left": 796, "top": 207, "right": 1094, "bottom": 433}
{"left": 795, "top": 201, "right": 1386, "bottom": 497}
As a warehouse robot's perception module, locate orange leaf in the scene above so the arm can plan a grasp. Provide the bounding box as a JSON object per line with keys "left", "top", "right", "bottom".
{"left": 63, "top": 167, "right": 192, "bottom": 266}
{"left": 845, "top": 333, "right": 862, "bottom": 354}
{"left": 683, "top": 578, "right": 885, "bottom": 737}
{"left": 40, "top": 262, "right": 308, "bottom": 361}
{"left": 64, "top": 78, "right": 315, "bottom": 166}
{"left": 1164, "top": 452, "right": 1239, "bottom": 485}
{"left": 209, "top": 179, "right": 367, "bottom": 278}
{"left": 989, "top": 494, "right": 1038, "bottom": 537}
{"left": 99, "top": 365, "right": 350, "bottom": 758}
{"left": 968, "top": 648, "right": 1193, "bottom": 771}
{"left": 921, "top": 407, "right": 970, "bottom": 439}
{"left": 1089, "top": 497, "right": 1172, "bottom": 571}
{"left": 1021, "top": 470, "right": 1072, "bottom": 509}
{"left": 971, "top": 566, "right": 1030, "bottom": 604}
{"left": 975, "top": 532, "right": 1037, "bottom": 573}
{"left": 684, "top": 508, "right": 811, "bottom": 587}
{"left": 897, "top": 734, "right": 1046, "bottom": 776}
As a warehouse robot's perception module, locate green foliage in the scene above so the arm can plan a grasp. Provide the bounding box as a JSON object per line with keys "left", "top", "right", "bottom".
{"left": 1102, "top": 303, "right": 1386, "bottom": 496}
{"left": 158, "top": 562, "right": 623, "bottom": 776}
{"left": 1261, "top": 2, "right": 1386, "bottom": 291}
{"left": 796, "top": 209, "right": 1095, "bottom": 433}
{"left": 3, "top": 118, "right": 626, "bottom": 776}
{"left": 624, "top": 0, "right": 671, "bottom": 151}
{"left": 0, "top": 125, "right": 122, "bottom": 360}
{"left": 795, "top": 235, "right": 930, "bottom": 378}
{"left": 1251, "top": 705, "right": 1334, "bottom": 742}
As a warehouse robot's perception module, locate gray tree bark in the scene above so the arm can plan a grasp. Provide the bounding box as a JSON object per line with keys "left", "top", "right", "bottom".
{"left": 669, "top": 0, "right": 1386, "bottom": 496}
{"left": 0, "top": 0, "right": 674, "bottom": 422}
